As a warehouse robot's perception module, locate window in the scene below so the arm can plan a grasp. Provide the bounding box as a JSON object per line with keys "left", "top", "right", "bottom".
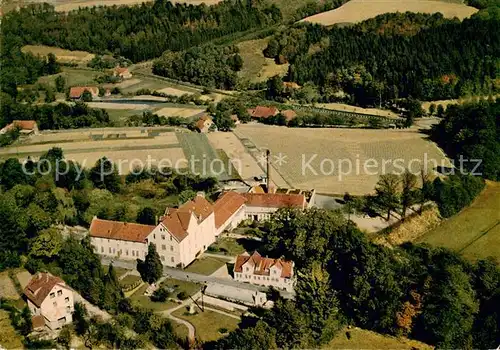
{"left": 126, "top": 250, "right": 128, "bottom": 256}
{"left": 245, "top": 267, "right": 249, "bottom": 272}
{"left": 101, "top": 247, "right": 104, "bottom": 253}
{"left": 66, "top": 306, "right": 71, "bottom": 312}
{"left": 53, "top": 301, "right": 57, "bottom": 307}
{"left": 57, "top": 290, "right": 62, "bottom": 296}
{"left": 153, "top": 234, "right": 156, "bottom": 239}
{"left": 161, "top": 256, "right": 165, "bottom": 261}
{"left": 161, "top": 235, "right": 165, "bottom": 240}
{"left": 171, "top": 257, "right": 174, "bottom": 263}
{"left": 132, "top": 250, "right": 135, "bottom": 257}
{"left": 162, "top": 245, "right": 166, "bottom": 250}
{"left": 109, "top": 247, "right": 111, "bottom": 253}
{"left": 169, "top": 236, "right": 172, "bottom": 241}
{"left": 65, "top": 297, "right": 69, "bottom": 303}
{"left": 170, "top": 245, "right": 174, "bottom": 251}
{"left": 113, "top": 248, "right": 116, "bottom": 254}
{"left": 50, "top": 292, "right": 55, "bottom": 299}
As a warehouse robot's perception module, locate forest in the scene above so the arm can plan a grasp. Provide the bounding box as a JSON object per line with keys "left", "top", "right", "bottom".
{"left": 153, "top": 44, "right": 243, "bottom": 89}
{"left": 431, "top": 98, "right": 500, "bottom": 181}
{"left": 1, "top": 0, "right": 281, "bottom": 62}
{"left": 207, "top": 207, "right": 500, "bottom": 349}
{"left": 264, "top": 14, "right": 500, "bottom": 105}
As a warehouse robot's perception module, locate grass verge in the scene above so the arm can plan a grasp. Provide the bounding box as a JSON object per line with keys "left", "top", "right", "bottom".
{"left": 185, "top": 257, "right": 228, "bottom": 276}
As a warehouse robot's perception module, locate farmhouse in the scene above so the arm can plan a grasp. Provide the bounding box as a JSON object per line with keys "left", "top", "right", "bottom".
{"left": 24, "top": 272, "right": 74, "bottom": 331}
{"left": 195, "top": 115, "right": 214, "bottom": 133}
{"left": 280, "top": 109, "right": 297, "bottom": 121}
{"left": 247, "top": 106, "right": 279, "bottom": 119}
{"left": 69, "top": 86, "right": 99, "bottom": 99}
{"left": 283, "top": 82, "right": 301, "bottom": 90}
{"left": 113, "top": 66, "right": 132, "bottom": 79}
{"left": 0, "top": 120, "right": 39, "bottom": 135}
{"left": 234, "top": 251, "right": 295, "bottom": 292}
{"left": 90, "top": 190, "right": 308, "bottom": 267}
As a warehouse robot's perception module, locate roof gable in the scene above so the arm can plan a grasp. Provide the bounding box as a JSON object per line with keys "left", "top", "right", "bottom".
{"left": 89, "top": 217, "right": 155, "bottom": 243}
{"left": 213, "top": 191, "right": 247, "bottom": 228}
{"left": 24, "top": 273, "right": 70, "bottom": 307}
{"left": 234, "top": 251, "right": 294, "bottom": 278}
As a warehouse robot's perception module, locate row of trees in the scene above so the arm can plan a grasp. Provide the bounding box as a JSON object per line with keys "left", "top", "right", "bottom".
{"left": 210, "top": 208, "right": 500, "bottom": 349}
{"left": 3, "top": 1, "right": 281, "bottom": 62}
{"left": 264, "top": 14, "right": 500, "bottom": 105}
{"left": 153, "top": 44, "right": 243, "bottom": 89}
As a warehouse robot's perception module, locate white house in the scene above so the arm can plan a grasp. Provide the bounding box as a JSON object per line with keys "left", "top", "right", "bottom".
{"left": 234, "top": 251, "right": 295, "bottom": 292}
{"left": 24, "top": 272, "right": 74, "bottom": 331}
{"left": 89, "top": 191, "right": 307, "bottom": 268}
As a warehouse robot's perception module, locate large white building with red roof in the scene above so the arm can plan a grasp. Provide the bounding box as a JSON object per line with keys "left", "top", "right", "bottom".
{"left": 89, "top": 191, "right": 307, "bottom": 268}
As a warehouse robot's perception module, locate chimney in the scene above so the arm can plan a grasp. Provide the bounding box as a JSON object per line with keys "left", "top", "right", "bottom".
{"left": 266, "top": 149, "right": 272, "bottom": 194}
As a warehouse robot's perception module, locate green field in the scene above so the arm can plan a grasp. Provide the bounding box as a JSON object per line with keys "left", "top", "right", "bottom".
{"left": 38, "top": 67, "right": 101, "bottom": 88}
{"left": 185, "top": 256, "right": 229, "bottom": 275}
{"left": 418, "top": 181, "right": 500, "bottom": 263}
{"left": 171, "top": 309, "right": 240, "bottom": 343}
{"left": 176, "top": 132, "right": 239, "bottom": 181}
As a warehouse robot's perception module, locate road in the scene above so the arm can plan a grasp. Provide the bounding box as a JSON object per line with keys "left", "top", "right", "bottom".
{"left": 101, "top": 257, "right": 294, "bottom": 299}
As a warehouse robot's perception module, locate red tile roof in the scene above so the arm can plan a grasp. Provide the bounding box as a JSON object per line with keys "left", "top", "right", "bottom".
{"left": 114, "top": 67, "right": 129, "bottom": 75}
{"left": 248, "top": 106, "right": 279, "bottom": 119}
{"left": 69, "top": 86, "right": 99, "bottom": 99}
{"left": 214, "top": 191, "right": 247, "bottom": 229}
{"left": 2, "top": 120, "right": 37, "bottom": 132}
{"left": 24, "top": 273, "right": 70, "bottom": 308}
{"left": 241, "top": 193, "right": 305, "bottom": 209}
{"left": 161, "top": 195, "right": 214, "bottom": 241}
{"left": 234, "top": 251, "right": 294, "bottom": 278}
{"left": 196, "top": 115, "right": 212, "bottom": 131}
{"left": 89, "top": 217, "right": 155, "bottom": 243}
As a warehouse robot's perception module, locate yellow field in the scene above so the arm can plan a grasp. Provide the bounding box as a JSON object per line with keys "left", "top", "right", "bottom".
{"left": 302, "top": 0, "right": 478, "bottom": 26}
{"left": 233, "top": 124, "right": 450, "bottom": 195}
{"left": 0, "top": 129, "right": 187, "bottom": 174}
{"left": 156, "top": 106, "right": 206, "bottom": 118}
{"left": 237, "top": 38, "right": 290, "bottom": 83}
{"left": 315, "top": 103, "right": 400, "bottom": 118}
{"left": 158, "top": 87, "right": 195, "bottom": 97}
{"left": 22, "top": 45, "right": 94, "bottom": 64}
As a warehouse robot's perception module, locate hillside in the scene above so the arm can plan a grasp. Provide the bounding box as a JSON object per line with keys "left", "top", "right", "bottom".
{"left": 301, "top": 0, "right": 478, "bottom": 26}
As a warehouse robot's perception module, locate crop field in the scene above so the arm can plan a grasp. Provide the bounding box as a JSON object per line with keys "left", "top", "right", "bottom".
{"left": 301, "top": 0, "right": 478, "bottom": 26}
{"left": 176, "top": 132, "right": 240, "bottom": 181}
{"left": 158, "top": 87, "right": 195, "bottom": 97}
{"left": 0, "top": 129, "right": 187, "bottom": 174}
{"left": 22, "top": 45, "right": 95, "bottom": 64}
{"left": 156, "top": 106, "right": 207, "bottom": 118}
{"left": 233, "top": 124, "right": 451, "bottom": 195}
{"left": 208, "top": 132, "right": 288, "bottom": 186}
{"left": 237, "top": 38, "right": 290, "bottom": 83}
{"left": 315, "top": 103, "right": 399, "bottom": 118}
{"left": 418, "top": 181, "right": 500, "bottom": 263}
{"left": 37, "top": 67, "right": 101, "bottom": 89}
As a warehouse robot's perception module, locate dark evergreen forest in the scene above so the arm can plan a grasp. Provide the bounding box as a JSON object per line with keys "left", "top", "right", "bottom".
{"left": 265, "top": 14, "right": 500, "bottom": 105}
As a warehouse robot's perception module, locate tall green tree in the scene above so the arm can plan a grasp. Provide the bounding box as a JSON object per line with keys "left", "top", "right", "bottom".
{"left": 90, "top": 157, "right": 121, "bottom": 193}
{"left": 374, "top": 174, "right": 400, "bottom": 220}
{"left": 401, "top": 170, "right": 417, "bottom": 219}
{"left": 137, "top": 243, "right": 163, "bottom": 284}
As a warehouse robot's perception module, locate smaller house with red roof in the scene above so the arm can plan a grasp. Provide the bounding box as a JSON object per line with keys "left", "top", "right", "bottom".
{"left": 241, "top": 192, "right": 306, "bottom": 222}
{"left": 69, "top": 86, "right": 99, "bottom": 99}
{"left": 195, "top": 115, "right": 214, "bottom": 133}
{"left": 113, "top": 66, "right": 132, "bottom": 79}
{"left": 0, "top": 120, "right": 39, "bottom": 135}
{"left": 247, "top": 106, "right": 279, "bottom": 120}
{"left": 234, "top": 251, "right": 295, "bottom": 292}
{"left": 24, "top": 272, "right": 74, "bottom": 330}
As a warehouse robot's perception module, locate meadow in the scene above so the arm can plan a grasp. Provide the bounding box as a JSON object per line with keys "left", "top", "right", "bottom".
{"left": 418, "top": 181, "right": 500, "bottom": 263}
{"left": 233, "top": 124, "right": 451, "bottom": 195}
{"left": 22, "top": 45, "right": 94, "bottom": 65}
{"left": 301, "top": 0, "right": 478, "bottom": 26}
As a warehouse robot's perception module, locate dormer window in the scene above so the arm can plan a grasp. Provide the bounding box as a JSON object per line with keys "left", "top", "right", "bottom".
{"left": 57, "top": 290, "right": 62, "bottom": 296}
{"left": 161, "top": 235, "right": 165, "bottom": 240}
{"left": 50, "top": 292, "right": 55, "bottom": 298}
{"left": 245, "top": 267, "right": 249, "bottom": 272}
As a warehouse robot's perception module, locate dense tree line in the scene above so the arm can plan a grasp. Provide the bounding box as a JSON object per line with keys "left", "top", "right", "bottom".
{"left": 264, "top": 14, "right": 500, "bottom": 105}
{"left": 153, "top": 44, "right": 243, "bottom": 89}
{"left": 2, "top": 0, "right": 281, "bottom": 63}
{"left": 0, "top": 99, "right": 112, "bottom": 130}
{"left": 431, "top": 99, "right": 500, "bottom": 181}
{"left": 208, "top": 208, "right": 500, "bottom": 349}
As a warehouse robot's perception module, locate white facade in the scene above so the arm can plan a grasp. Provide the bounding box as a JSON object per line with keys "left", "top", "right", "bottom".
{"left": 244, "top": 205, "right": 279, "bottom": 222}
{"left": 215, "top": 205, "right": 246, "bottom": 236}
{"left": 91, "top": 236, "right": 147, "bottom": 260}
{"left": 234, "top": 265, "right": 294, "bottom": 292}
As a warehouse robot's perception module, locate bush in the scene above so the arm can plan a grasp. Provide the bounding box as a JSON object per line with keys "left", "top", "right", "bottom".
{"left": 151, "top": 287, "right": 170, "bottom": 302}
{"left": 218, "top": 327, "right": 228, "bottom": 334}
{"left": 177, "top": 291, "right": 188, "bottom": 300}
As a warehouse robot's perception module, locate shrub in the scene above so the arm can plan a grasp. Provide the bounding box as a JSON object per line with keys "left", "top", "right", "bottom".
{"left": 151, "top": 287, "right": 170, "bottom": 302}
{"left": 177, "top": 291, "right": 188, "bottom": 300}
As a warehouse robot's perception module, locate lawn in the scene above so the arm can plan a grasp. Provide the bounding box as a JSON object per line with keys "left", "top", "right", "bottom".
{"left": 418, "top": 181, "right": 500, "bottom": 263}
{"left": 326, "top": 327, "right": 432, "bottom": 349}
{"left": 0, "top": 310, "right": 24, "bottom": 349}
{"left": 208, "top": 237, "right": 262, "bottom": 256}
{"left": 185, "top": 256, "right": 229, "bottom": 276}
{"left": 119, "top": 275, "right": 141, "bottom": 288}
{"left": 114, "top": 267, "right": 130, "bottom": 278}
{"left": 172, "top": 309, "right": 240, "bottom": 342}
{"left": 37, "top": 67, "right": 101, "bottom": 88}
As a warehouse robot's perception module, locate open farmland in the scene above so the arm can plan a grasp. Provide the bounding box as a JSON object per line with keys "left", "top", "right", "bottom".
{"left": 301, "top": 0, "right": 478, "bottom": 26}
{"left": 233, "top": 124, "right": 451, "bottom": 195}
{"left": 315, "top": 103, "right": 399, "bottom": 118}
{"left": 0, "top": 128, "right": 186, "bottom": 174}
{"left": 22, "top": 45, "right": 94, "bottom": 65}
{"left": 156, "top": 106, "right": 206, "bottom": 118}
{"left": 176, "top": 132, "right": 240, "bottom": 181}
{"left": 418, "top": 181, "right": 500, "bottom": 263}
{"left": 37, "top": 68, "right": 101, "bottom": 89}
